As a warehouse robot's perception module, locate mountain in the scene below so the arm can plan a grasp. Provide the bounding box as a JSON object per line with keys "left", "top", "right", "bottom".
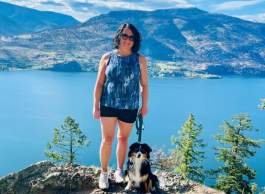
{"left": 0, "top": 1, "right": 80, "bottom": 36}
{"left": 0, "top": 7, "right": 265, "bottom": 77}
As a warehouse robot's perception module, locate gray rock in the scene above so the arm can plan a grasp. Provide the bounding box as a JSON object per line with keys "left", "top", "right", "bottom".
{"left": 0, "top": 161, "right": 224, "bottom": 194}
{"left": 0, "top": 161, "right": 54, "bottom": 194}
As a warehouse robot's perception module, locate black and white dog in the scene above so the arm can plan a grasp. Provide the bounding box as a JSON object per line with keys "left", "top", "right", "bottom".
{"left": 124, "top": 142, "right": 159, "bottom": 193}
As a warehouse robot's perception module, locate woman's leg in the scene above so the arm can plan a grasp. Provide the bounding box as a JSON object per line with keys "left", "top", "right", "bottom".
{"left": 100, "top": 117, "right": 117, "bottom": 172}
{"left": 116, "top": 120, "right": 133, "bottom": 169}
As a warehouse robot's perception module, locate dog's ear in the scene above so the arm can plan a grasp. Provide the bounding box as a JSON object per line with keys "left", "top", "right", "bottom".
{"left": 142, "top": 143, "right": 152, "bottom": 153}
{"left": 128, "top": 142, "right": 140, "bottom": 157}
{"left": 129, "top": 142, "right": 140, "bottom": 150}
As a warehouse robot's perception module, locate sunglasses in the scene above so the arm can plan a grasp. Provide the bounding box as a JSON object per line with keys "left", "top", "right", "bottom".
{"left": 120, "top": 33, "right": 135, "bottom": 41}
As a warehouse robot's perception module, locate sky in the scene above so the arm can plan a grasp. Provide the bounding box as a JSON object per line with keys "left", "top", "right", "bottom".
{"left": 2, "top": 0, "right": 265, "bottom": 23}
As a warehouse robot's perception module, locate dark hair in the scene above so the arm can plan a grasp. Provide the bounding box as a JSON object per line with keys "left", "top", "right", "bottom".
{"left": 113, "top": 23, "right": 141, "bottom": 53}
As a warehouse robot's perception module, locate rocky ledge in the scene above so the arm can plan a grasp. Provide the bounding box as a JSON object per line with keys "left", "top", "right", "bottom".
{"left": 0, "top": 161, "right": 224, "bottom": 194}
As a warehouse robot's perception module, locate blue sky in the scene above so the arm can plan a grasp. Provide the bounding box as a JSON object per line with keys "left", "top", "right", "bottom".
{"left": 2, "top": 0, "right": 265, "bottom": 23}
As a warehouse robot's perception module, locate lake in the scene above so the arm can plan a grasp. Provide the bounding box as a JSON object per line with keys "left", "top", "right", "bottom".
{"left": 0, "top": 71, "right": 264, "bottom": 188}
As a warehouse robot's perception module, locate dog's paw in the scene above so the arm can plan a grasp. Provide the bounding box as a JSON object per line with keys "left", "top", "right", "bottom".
{"left": 124, "top": 181, "right": 133, "bottom": 191}
{"left": 124, "top": 184, "right": 132, "bottom": 191}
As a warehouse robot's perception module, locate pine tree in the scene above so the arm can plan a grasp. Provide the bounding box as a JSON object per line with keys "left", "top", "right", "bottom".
{"left": 45, "top": 116, "right": 90, "bottom": 165}
{"left": 259, "top": 98, "right": 265, "bottom": 110}
{"left": 260, "top": 187, "right": 265, "bottom": 194}
{"left": 171, "top": 114, "right": 206, "bottom": 183}
{"left": 215, "top": 114, "right": 263, "bottom": 193}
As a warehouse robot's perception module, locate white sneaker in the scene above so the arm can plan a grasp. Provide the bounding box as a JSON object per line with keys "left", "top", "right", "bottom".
{"left": 114, "top": 169, "right": 124, "bottom": 183}
{"left": 99, "top": 172, "right": 109, "bottom": 189}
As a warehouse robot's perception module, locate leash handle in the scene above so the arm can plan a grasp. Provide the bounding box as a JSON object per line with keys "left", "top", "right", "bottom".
{"left": 136, "top": 113, "right": 144, "bottom": 143}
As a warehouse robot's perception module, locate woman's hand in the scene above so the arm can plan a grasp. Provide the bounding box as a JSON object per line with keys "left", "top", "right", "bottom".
{"left": 93, "top": 106, "right": 100, "bottom": 119}
{"left": 140, "top": 105, "right": 148, "bottom": 117}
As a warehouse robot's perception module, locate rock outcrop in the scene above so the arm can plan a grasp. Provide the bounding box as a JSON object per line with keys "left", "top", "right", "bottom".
{"left": 0, "top": 161, "right": 224, "bottom": 194}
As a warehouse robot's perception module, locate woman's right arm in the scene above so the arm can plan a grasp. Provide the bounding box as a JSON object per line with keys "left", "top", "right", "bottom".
{"left": 93, "top": 53, "right": 110, "bottom": 119}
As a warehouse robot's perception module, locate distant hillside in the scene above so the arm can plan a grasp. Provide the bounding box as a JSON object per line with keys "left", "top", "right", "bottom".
{"left": 0, "top": 7, "right": 265, "bottom": 77}
{"left": 0, "top": 1, "right": 79, "bottom": 36}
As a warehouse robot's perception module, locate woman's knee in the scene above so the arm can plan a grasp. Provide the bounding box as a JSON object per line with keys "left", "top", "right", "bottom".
{"left": 102, "top": 135, "right": 114, "bottom": 145}
{"left": 117, "top": 135, "right": 129, "bottom": 144}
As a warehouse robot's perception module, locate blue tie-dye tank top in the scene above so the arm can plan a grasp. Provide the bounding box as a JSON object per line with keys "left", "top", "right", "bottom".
{"left": 100, "top": 50, "right": 140, "bottom": 109}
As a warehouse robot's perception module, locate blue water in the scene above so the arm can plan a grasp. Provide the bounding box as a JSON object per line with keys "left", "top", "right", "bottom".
{"left": 0, "top": 71, "right": 264, "bottom": 188}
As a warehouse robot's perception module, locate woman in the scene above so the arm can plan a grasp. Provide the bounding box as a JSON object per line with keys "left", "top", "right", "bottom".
{"left": 93, "top": 23, "right": 148, "bottom": 189}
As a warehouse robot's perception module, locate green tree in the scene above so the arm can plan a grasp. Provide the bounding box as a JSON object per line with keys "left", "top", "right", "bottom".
{"left": 260, "top": 187, "right": 265, "bottom": 194}
{"left": 45, "top": 116, "right": 90, "bottom": 165}
{"left": 215, "top": 114, "right": 263, "bottom": 194}
{"left": 171, "top": 114, "right": 206, "bottom": 183}
{"left": 258, "top": 98, "right": 265, "bottom": 110}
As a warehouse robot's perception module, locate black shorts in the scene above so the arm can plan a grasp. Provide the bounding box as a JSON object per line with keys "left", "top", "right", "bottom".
{"left": 100, "top": 106, "right": 138, "bottom": 123}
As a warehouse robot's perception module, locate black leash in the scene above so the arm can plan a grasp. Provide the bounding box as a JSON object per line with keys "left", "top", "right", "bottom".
{"left": 135, "top": 113, "right": 144, "bottom": 143}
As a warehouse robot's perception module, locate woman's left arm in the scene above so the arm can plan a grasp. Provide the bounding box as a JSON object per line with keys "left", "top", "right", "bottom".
{"left": 139, "top": 55, "right": 149, "bottom": 117}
